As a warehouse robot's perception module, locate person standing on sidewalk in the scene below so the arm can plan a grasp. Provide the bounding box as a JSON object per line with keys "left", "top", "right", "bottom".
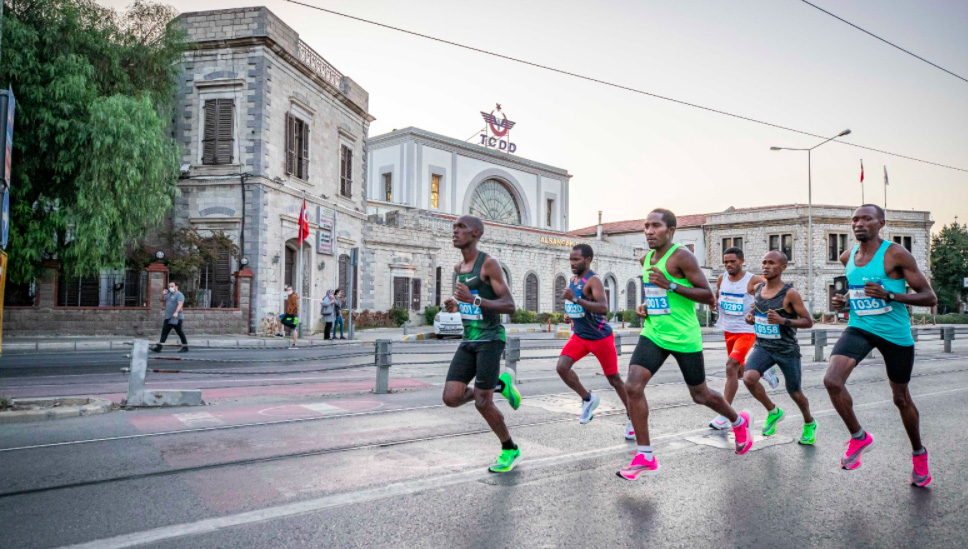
{"left": 152, "top": 281, "right": 188, "bottom": 353}
{"left": 321, "top": 290, "right": 336, "bottom": 340}
{"left": 332, "top": 289, "right": 347, "bottom": 340}
{"left": 284, "top": 285, "right": 299, "bottom": 348}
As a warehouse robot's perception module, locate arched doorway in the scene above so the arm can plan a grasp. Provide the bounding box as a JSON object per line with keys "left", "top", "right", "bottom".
{"left": 626, "top": 279, "right": 638, "bottom": 311}
{"left": 554, "top": 275, "right": 567, "bottom": 313}
{"left": 603, "top": 275, "right": 616, "bottom": 313}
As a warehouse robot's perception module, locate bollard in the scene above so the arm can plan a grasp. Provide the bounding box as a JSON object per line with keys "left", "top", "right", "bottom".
{"left": 813, "top": 330, "right": 827, "bottom": 362}
{"left": 505, "top": 337, "right": 521, "bottom": 374}
{"left": 375, "top": 339, "right": 393, "bottom": 394}
{"left": 614, "top": 333, "right": 622, "bottom": 357}
{"left": 126, "top": 340, "right": 149, "bottom": 407}
{"left": 403, "top": 322, "right": 409, "bottom": 336}
{"left": 943, "top": 326, "right": 954, "bottom": 353}
{"left": 911, "top": 328, "right": 919, "bottom": 342}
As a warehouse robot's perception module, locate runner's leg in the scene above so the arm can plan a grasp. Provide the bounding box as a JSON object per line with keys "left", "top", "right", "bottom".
{"left": 474, "top": 388, "right": 511, "bottom": 442}
{"left": 625, "top": 364, "right": 654, "bottom": 446}
{"left": 723, "top": 357, "right": 743, "bottom": 405}
{"left": 556, "top": 355, "right": 590, "bottom": 400}
{"left": 823, "top": 356, "right": 861, "bottom": 433}
{"left": 443, "top": 343, "right": 477, "bottom": 407}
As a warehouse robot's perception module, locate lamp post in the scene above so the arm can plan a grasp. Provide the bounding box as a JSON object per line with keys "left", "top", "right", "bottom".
{"left": 770, "top": 129, "right": 851, "bottom": 314}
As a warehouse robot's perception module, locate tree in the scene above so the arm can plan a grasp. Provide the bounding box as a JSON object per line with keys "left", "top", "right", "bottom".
{"left": 930, "top": 222, "right": 968, "bottom": 313}
{"left": 0, "top": 0, "right": 184, "bottom": 283}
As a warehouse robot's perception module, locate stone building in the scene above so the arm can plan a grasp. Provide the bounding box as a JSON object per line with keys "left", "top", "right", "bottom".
{"left": 168, "top": 7, "right": 372, "bottom": 333}
{"left": 363, "top": 128, "right": 643, "bottom": 319}
{"left": 703, "top": 204, "right": 934, "bottom": 313}
{"left": 571, "top": 213, "right": 708, "bottom": 270}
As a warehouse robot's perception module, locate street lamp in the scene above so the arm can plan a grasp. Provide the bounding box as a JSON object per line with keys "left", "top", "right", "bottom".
{"left": 771, "top": 129, "right": 851, "bottom": 314}
{"left": 155, "top": 250, "right": 165, "bottom": 260}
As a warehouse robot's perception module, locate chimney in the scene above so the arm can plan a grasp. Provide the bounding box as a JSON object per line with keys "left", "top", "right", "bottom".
{"left": 596, "top": 211, "right": 603, "bottom": 240}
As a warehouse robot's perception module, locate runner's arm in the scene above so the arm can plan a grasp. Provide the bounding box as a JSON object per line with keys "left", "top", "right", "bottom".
{"left": 747, "top": 275, "right": 765, "bottom": 295}
{"left": 479, "top": 257, "right": 516, "bottom": 314}
{"left": 887, "top": 246, "right": 937, "bottom": 308}
{"left": 577, "top": 275, "right": 608, "bottom": 315}
{"left": 665, "top": 250, "right": 715, "bottom": 306}
{"left": 783, "top": 288, "right": 814, "bottom": 329}
{"left": 711, "top": 275, "right": 723, "bottom": 311}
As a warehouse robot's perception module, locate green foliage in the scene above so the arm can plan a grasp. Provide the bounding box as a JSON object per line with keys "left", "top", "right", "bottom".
{"left": 930, "top": 222, "right": 968, "bottom": 313}
{"left": 512, "top": 309, "right": 537, "bottom": 324}
{"left": 389, "top": 308, "right": 410, "bottom": 327}
{"left": 696, "top": 309, "right": 713, "bottom": 326}
{"left": 1, "top": 0, "right": 185, "bottom": 282}
{"left": 911, "top": 313, "right": 968, "bottom": 325}
{"left": 622, "top": 309, "right": 641, "bottom": 328}
{"left": 161, "top": 227, "right": 239, "bottom": 278}
{"left": 424, "top": 305, "right": 440, "bottom": 325}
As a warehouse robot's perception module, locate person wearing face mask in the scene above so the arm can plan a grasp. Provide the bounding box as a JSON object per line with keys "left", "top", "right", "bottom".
{"left": 152, "top": 281, "right": 188, "bottom": 353}
{"left": 283, "top": 285, "right": 299, "bottom": 348}
{"left": 320, "top": 289, "right": 336, "bottom": 340}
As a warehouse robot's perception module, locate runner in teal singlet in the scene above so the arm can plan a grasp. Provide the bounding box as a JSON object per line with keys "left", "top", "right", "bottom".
{"left": 442, "top": 215, "right": 522, "bottom": 473}
{"left": 825, "top": 205, "right": 938, "bottom": 486}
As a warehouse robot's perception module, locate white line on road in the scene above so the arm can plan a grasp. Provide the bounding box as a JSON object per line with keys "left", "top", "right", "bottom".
{"left": 56, "top": 385, "right": 968, "bottom": 549}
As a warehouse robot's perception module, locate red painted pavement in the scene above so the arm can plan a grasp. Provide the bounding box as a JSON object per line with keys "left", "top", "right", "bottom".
{"left": 102, "top": 378, "right": 432, "bottom": 404}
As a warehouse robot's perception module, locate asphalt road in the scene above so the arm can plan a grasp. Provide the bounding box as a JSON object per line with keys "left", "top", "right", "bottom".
{"left": 0, "top": 336, "right": 965, "bottom": 548}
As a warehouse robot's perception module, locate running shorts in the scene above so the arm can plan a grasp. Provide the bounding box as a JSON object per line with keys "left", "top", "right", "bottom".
{"left": 446, "top": 340, "right": 507, "bottom": 390}
{"left": 831, "top": 327, "right": 915, "bottom": 384}
{"left": 629, "top": 335, "right": 706, "bottom": 386}
{"left": 561, "top": 333, "right": 618, "bottom": 376}
{"left": 724, "top": 332, "right": 756, "bottom": 366}
{"left": 746, "top": 346, "right": 802, "bottom": 393}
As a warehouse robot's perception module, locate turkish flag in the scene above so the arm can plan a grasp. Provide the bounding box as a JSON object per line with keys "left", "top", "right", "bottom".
{"left": 298, "top": 199, "right": 310, "bottom": 244}
{"left": 860, "top": 160, "right": 864, "bottom": 183}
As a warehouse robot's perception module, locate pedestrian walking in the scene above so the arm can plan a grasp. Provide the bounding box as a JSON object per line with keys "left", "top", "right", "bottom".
{"left": 321, "top": 289, "right": 336, "bottom": 339}
{"left": 151, "top": 281, "right": 188, "bottom": 353}
{"left": 333, "top": 289, "right": 346, "bottom": 340}
{"left": 282, "top": 285, "right": 299, "bottom": 348}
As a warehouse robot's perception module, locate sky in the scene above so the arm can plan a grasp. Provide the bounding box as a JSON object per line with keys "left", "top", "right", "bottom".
{"left": 102, "top": 0, "right": 968, "bottom": 232}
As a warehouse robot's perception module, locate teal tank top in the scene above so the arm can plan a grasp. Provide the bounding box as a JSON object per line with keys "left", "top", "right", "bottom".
{"left": 846, "top": 240, "right": 913, "bottom": 346}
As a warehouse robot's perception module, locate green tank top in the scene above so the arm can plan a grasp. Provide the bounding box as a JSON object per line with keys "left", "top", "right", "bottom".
{"left": 641, "top": 243, "right": 703, "bottom": 352}
{"left": 455, "top": 252, "right": 505, "bottom": 342}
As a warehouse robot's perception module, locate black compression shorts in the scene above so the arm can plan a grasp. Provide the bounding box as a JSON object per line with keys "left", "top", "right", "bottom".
{"left": 831, "top": 327, "right": 915, "bottom": 384}
{"left": 629, "top": 335, "right": 706, "bottom": 386}
{"left": 446, "top": 340, "right": 506, "bottom": 390}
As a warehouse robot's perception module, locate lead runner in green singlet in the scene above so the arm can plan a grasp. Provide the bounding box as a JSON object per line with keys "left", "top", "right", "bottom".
{"left": 442, "top": 215, "right": 523, "bottom": 473}
{"left": 618, "top": 209, "right": 754, "bottom": 481}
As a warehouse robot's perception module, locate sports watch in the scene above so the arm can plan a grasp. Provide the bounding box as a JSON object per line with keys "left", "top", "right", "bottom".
{"left": 886, "top": 292, "right": 895, "bottom": 303}
{"left": 668, "top": 282, "right": 679, "bottom": 293}
{"left": 473, "top": 295, "right": 482, "bottom": 307}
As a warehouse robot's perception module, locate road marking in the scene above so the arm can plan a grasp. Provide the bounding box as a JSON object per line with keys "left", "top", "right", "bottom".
{"left": 57, "top": 385, "right": 968, "bottom": 549}
{"left": 299, "top": 402, "right": 343, "bottom": 414}
{"left": 173, "top": 412, "right": 224, "bottom": 428}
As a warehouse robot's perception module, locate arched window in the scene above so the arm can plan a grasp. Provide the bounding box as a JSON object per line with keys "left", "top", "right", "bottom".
{"left": 627, "top": 279, "right": 638, "bottom": 311}
{"left": 603, "top": 276, "right": 615, "bottom": 313}
{"left": 525, "top": 273, "right": 539, "bottom": 312}
{"left": 554, "top": 275, "right": 567, "bottom": 312}
{"left": 469, "top": 179, "right": 521, "bottom": 225}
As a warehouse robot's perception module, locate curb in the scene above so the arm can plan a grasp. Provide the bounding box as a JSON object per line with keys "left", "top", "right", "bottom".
{"left": 0, "top": 397, "right": 114, "bottom": 424}
{"left": 399, "top": 327, "right": 549, "bottom": 342}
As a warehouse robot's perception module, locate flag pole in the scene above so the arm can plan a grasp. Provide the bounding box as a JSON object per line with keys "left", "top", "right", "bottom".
{"left": 860, "top": 159, "right": 865, "bottom": 203}
{"left": 883, "top": 165, "right": 888, "bottom": 209}
{"left": 297, "top": 193, "right": 306, "bottom": 338}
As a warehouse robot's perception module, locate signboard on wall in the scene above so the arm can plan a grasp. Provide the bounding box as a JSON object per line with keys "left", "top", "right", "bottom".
{"left": 479, "top": 103, "right": 517, "bottom": 154}
{"left": 316, "top": 205, "right": 336, "bottom": 255}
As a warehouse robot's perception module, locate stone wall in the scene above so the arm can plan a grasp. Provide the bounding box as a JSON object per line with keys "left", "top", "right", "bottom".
{"left": 3, "top": 262, "right": 253, "bottom": 337}
{"left": 363, "top": 210, "right": 644, "bottom": 320}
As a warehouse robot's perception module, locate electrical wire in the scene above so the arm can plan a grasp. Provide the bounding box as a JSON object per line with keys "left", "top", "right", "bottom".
{"left": 283, "top": 0, "right": 967, "bottom": 174}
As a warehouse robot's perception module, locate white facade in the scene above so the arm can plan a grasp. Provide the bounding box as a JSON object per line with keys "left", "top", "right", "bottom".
{"left": 366, "top": 128, "right": 570, "bottom": 232}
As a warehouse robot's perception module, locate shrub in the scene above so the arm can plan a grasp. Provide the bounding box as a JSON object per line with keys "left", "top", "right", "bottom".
{"left": 550, "top": 312, "right": 565, "bottom": 324}
{"left": 912, "top": 313, "right": 968, "bottom": 325}
{"left": 512, "top": 309, "right": 537, "bottom": 324}
{"left": 536, "top": 312, "right": 553, "bottom": 324}
{"left": 352, "top": 310, "right": 397, "bottom": 329}
{"left": 389, "top": 308, "right": 410, "bottom": 326}
{"left": 424, "top": 305, "right": 440, "bottom": 325}
{"left": 622, "top": 309, "right": 641, "bottom": 328}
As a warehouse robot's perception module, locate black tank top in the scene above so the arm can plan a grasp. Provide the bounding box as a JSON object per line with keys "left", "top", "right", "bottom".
{"left": 753, "top": 283, "right": 799, "bottom": 353}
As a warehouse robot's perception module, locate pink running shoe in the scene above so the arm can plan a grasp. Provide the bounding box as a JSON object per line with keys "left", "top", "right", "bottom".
{"left": 733, "top": 411, "right": 753, "bottom": 455}
{"left": 617, "top": 453, "right": 660, "bottom": 480}
{"left": 840, "top": 432, "right": 874, "bottom": 470}
{"left": 911, "top": 449, "right": 932, "bottom": 487}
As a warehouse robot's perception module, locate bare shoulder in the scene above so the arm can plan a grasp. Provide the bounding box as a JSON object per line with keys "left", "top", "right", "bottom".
{"left": 482, "top": 256, "right": 504, "bottom": 277}
{"left": 838, "top": 247, "right": 851, "bottom": 267}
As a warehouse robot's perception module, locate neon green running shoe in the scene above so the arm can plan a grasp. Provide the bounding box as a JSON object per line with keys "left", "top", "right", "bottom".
{"left": 488, "top": 447, "right": 521, "bottom": 473}
{"left": 499, "top": 370, "right": 521, "bottom": 410}
{"left": 799, "top": 420, "right": 818, "bottom": 445}
{"left": 762, "top": 407, "right": 785, "bottom": 436}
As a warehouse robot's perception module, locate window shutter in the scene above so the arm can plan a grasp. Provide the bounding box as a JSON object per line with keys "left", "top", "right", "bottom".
{"left": 202, "top": 100, "right": 217, "bottom": 164}
{"left": 215, "top": 99, "right": 234, "bottom": 164}
{"left": 410, "top": 278, "right": 421, "bottom": 311}
{"left": 301, "top": 122, "right": 310, "bottom": 179}
{"left": 213, "top": 248, "right": 233, "bottom": 307}
{"left": 393, "top": 277, "right": 408, "bottom": 309}
{"left": 286, "top": 113, "right": 295, "bottom": 175}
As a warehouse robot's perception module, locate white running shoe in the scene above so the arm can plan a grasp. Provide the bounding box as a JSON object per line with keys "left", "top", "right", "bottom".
{"left": 763, "top": 368, "right": 780, "bottom": 390}
{"left": 709, "top": 414, "right": 730, "bottom": 430}
{"left": 579, "top": 393, "right": 600, "bottom": 424}
{"left": 625, "top": 418, "right": 636, "bottom": 440}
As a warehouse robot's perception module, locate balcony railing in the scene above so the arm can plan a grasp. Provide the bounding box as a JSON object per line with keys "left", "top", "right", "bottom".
{"left": 296, "top": 40, "right": 343, "bottom": 90}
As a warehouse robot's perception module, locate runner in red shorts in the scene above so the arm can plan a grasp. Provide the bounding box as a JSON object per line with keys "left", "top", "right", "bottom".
{"left": 556, "top": 244, "right": 634, "bottom": 440}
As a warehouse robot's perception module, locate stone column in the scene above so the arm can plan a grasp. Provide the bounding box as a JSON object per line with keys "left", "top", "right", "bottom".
{"left": 146, "top": 262, "right": 169, "bottom": 318}
{"left": 235, "top": 267, "right": 254, "bottom": 335}
{"left": 36, "top": 259, "right": 59, "bottom": 310}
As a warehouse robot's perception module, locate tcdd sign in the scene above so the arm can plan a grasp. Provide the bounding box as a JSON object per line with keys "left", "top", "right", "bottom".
{"left": 479, "top": 104, "right": 517, "bottom": 154}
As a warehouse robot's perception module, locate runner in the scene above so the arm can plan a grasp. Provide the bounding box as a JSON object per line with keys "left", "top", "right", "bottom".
{"left": 557, "top": 243, "right": 634, "bottom": 440}
{"left": 618, "top": 209, "right": 752, "bottom": 481}
{"left": 742, "top": 251, "right": 817, "bottom": 443}
{"left": 825, "top": 205, "right": 937, "bottom": 486}
{"left": 442, "top": 215, "right": 523, "bottom": 473}
{"left": 708, "top": 247, "right": 775, "bottom": 430}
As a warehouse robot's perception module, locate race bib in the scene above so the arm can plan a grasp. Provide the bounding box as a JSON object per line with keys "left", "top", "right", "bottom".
{"left": 564, "top": 300, "right": 585, "bottom": 319}
{"left": 458, "top": 291, "right": 483, "bottom": 321}
{"left": 719, "top": 292, "right": 746, "bottom": 316}
{"left": 849, "top": 284, "right": 892, "bottom": 317}
{"left": 754, "top": 312, "right": 781, "bottom": 340}
{"left": 643, "top": 284, "right": 671, "bottom": 316}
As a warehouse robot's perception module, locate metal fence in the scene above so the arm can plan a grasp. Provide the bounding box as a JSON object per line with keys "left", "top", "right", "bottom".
{"left": 57, "top": 270, "right": 148, "bottom": 308}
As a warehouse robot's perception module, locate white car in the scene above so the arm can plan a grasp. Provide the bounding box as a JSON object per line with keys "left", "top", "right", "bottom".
{"left": 433, "top": 311, "right": 463, "bottom": 339}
